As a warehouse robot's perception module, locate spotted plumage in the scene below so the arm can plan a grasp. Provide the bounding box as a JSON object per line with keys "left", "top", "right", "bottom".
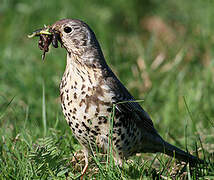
{"left": 31, "top": 18, "right": 203, "bottom": 176}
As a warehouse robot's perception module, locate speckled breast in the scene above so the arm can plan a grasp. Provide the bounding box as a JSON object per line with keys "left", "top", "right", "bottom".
{"left": 59, "top": 61, "right": 143, "bottom": 158}
{"left": 59, "top": 62, "right": 113, "bottom": 149}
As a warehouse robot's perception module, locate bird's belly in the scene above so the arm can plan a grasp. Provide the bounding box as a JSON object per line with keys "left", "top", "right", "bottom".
{"left": 60, "top": 77, "right": 113, "bottom": 149}
{"left": 59, "top": 70, "right": 143, "bottom": 157}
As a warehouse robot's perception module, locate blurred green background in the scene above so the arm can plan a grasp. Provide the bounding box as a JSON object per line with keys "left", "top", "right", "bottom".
{"left": 0, "top": 0, "right": 214, "bottom": 178}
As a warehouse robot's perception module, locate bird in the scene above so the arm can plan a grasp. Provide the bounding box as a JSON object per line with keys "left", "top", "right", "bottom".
{"left": 30, "top": 18, "right": 203, "bottom": 176}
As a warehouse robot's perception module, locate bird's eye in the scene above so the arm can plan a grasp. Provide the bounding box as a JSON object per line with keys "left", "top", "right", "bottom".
{"left": 64, "top": 26, "right": 72, "bottom": 33}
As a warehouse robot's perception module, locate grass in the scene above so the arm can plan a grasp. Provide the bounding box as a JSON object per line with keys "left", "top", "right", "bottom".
{"left": 0, "top": 0, "right": 214, "bottom": 179}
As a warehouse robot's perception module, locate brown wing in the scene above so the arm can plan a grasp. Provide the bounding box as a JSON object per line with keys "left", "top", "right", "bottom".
{"left": 104, "top": 68, "right": 158, "bottom": 134}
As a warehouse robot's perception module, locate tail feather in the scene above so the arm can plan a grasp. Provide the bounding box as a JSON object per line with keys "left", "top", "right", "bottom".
{"left": 162, "top": 141, "right": 204, "bottom": 165}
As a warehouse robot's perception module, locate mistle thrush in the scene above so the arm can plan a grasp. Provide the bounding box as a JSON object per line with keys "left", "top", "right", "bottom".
{"left": 29, "top": 18, "right": 203, "bottom": 175}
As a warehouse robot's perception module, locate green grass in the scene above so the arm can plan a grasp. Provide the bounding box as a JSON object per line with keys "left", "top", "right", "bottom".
{"left": 0, "top": 0, "right": 214, "bottom": 179}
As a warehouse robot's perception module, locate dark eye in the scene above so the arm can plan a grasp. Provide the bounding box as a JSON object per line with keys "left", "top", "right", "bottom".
{"left": 64, "top": 26, "right": 72, "bottom": 33}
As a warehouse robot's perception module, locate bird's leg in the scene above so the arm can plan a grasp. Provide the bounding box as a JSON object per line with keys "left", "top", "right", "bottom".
{"left": 113, "top": 154, "right": 123, "bottom": 167}
{"left": 80, "top": 148, "right": 89, "bottom": 180}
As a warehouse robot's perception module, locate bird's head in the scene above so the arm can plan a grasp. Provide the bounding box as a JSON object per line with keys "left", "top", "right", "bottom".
{"left": 29, "top": 19, "right": 106, "bottom": 67}
{"left": 51, "top": 19, "right": 104, "bottom": 61}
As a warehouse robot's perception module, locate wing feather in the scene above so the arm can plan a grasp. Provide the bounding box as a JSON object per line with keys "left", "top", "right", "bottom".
{"left": 104, "top": 69, "right": 158, "bottom": 134}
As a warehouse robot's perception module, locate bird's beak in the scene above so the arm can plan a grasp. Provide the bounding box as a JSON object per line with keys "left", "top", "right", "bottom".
{"left": 50, "top": 24, "right": 61, "bottom": 35}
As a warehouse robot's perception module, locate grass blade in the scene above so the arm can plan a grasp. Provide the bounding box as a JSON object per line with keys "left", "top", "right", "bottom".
{"left": 42, "top": 80, "right": 47, "bottom": 136}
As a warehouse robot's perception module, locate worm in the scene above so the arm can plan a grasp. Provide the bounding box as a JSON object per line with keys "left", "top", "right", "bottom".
{"left": 29, "top": 27, "right": 61, "bottom": 60}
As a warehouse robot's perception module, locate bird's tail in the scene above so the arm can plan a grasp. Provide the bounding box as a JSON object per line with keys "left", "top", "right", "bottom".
{"left": 162, "top": 141, "right": 204, "bottom": 165}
